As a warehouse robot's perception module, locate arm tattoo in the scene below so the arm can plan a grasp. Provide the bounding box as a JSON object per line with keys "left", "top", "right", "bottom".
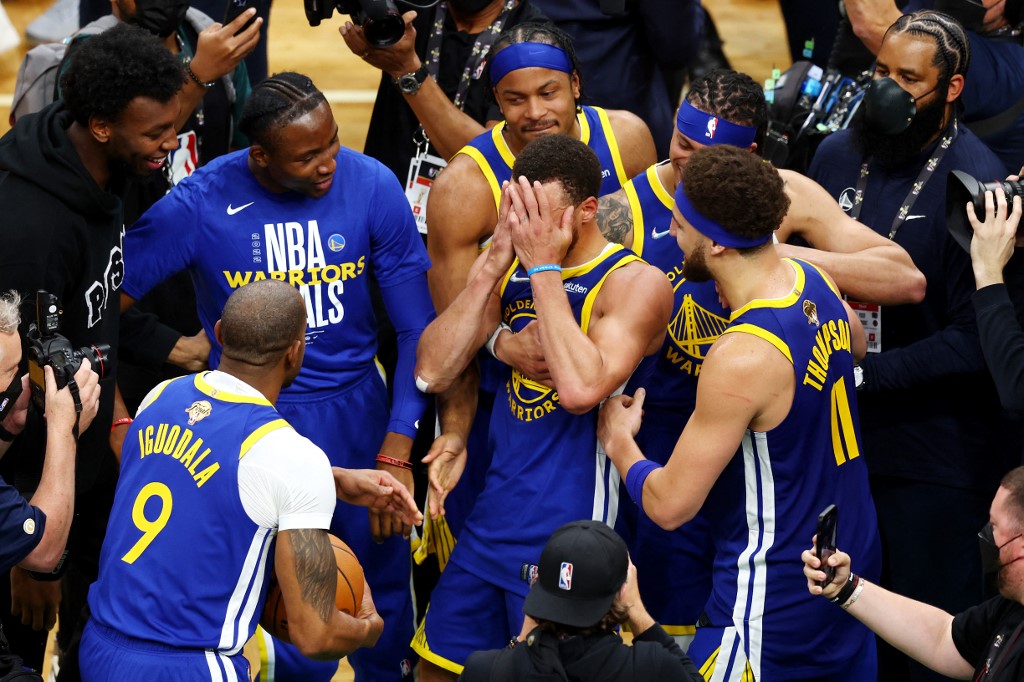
{"left": 290, "top": 528, "right": 336, "bottom": 623}
{"left": 597, "top": 193, "right": 634, "bottom": 245}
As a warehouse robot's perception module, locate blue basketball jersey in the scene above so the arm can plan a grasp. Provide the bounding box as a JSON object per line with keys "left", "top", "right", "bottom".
{"left": 700, "top": 259, "right": 881, "bottom": 679}
{"left": 89, "top": 373, "right": 290, "bottom": 654}
{"left": 457, "top": 105, "right": 630, "bottom": 212}
{"left": 122, "top": 148, "right": 430, "bottom": 395}
{"left": 451, "top": 245, "right": 640, "bottom": 595}
{"left": 623, "top": 163, "right": 730, "bottom": 414}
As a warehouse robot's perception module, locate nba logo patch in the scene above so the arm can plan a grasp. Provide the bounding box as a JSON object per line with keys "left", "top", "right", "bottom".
{"left": 559, "top": 562, "right": 573, "bottom": 591}
{"left": 706, "top": 117, "right": 718, "bottom": 140}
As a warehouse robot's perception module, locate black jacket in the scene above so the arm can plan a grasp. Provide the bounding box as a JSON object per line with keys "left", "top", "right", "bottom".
{"left": 459, "top": 625, "right": 702, "bottom": 682}
{"left": 0, "top": 101, "right": 122, "bottom": 495}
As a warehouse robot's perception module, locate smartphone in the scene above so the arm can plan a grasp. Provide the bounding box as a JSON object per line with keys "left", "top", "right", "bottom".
{"left": 815, "top": 504, "right": 838, "bottom": 588}
{"left": 223, "top": 0, "right": 259, "bottom": 34}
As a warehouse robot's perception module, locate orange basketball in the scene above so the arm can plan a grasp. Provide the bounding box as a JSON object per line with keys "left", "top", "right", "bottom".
{"left": 261, "top": 533, "right": 365, "bottom": 643}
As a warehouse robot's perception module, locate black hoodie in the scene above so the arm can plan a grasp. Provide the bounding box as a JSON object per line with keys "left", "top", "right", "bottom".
{"left": 0, "top": 101, "right": 123, "bottom": 497}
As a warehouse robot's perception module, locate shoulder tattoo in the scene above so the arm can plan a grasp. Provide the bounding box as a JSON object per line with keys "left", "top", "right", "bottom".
{"left": 597, "top": 193, "right": 634, "bottom": 245}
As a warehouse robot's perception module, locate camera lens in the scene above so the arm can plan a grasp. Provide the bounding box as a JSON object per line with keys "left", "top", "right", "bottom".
{"left": 361, "top": 11, "right": 404, "bottom": 47}
{"left": 945, "top": 170, "right": 1024, "bottom": 253}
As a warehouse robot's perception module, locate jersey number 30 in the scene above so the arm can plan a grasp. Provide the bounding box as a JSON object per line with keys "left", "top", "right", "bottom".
{"left": 121, "top": 482, "right": 173, "bottom": 564}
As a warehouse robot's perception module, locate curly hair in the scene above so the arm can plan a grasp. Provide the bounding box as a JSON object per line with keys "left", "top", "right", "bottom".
{"left": 238, "top": 72, "right": 328, "bottom": 150}
{"left": 681, "top": 145, "right": 789, "bottom": 252}
{"left": 685, "top": 68, "right": 769, "bottom": 151}
{"left": 61, "top": 23, "right": 184, "bottom": 126}
{"left": 0, "top": 291, "right": 20, "bottom": 335}
{"left": 491, "top": 21, "right": 585, "bottom": 99}
{"left": 511, "top": 135, "right": 602, "bottom": 206}
{"left": 885, "top": 10, "right": 971, "bottom": 87}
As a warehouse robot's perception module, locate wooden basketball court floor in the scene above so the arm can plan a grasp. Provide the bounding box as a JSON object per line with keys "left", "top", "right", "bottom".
{"left": 0, "top": 0, "right": 788, "bottom": 678}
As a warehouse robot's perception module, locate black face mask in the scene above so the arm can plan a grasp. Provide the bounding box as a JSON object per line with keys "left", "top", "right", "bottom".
{"left": 0, "top": 374, "right": 22, "bottom": 422}
{"left": 934, "top": 0, "right": 989, "bottom": 32}
{"left": 128, "top": 0, "right": 189, "bottom": 38}
{"left": 447, "top": 0, "right": 496, "bottom": 15}
{"left": 979, "top": 522, "right": 1023, "bottom": 575}
{"left": 853, "top": 78, "right": 949, "bottom": 168}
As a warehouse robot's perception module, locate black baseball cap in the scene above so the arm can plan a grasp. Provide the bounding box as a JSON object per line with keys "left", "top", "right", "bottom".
{"left": 523, "top": 520, "right": 629, "bottom": 628}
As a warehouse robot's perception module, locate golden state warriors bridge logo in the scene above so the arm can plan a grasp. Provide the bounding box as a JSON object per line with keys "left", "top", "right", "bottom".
{"left": 507, "top": 370, "right": 560, "bottom": 422}
{"left": 664, "top": 287, "right": 729, "bottom": 377}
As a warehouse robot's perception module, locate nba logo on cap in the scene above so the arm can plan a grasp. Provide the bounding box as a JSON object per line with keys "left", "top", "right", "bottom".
{"left": 706, "top": 117, "right": 718, "bottom": 140}
{"left": 559, "top": 562, "right": 573, "bottom": 591}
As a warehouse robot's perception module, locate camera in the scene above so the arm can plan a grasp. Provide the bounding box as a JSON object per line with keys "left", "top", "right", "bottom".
{"left": 304, "top": 0, "right": 406, "bottom": 47}
{"left": 26, "top": 291, "right": 108, "bottom": 410}
{"left": 945, "top": 170, "right": 1024, "bottom": 253}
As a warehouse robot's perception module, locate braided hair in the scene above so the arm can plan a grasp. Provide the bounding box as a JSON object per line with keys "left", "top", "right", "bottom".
{"left": 238, "top": 72, "right": 328, "bottom": 149}
{"left": 685, "top": 69, "right": 769, "bottom": 151}
{"left": 886, "top": 10, "right": 971, "bottom": 87}
{"left": 491, "top": 22, "right": 585, "bottom": 99}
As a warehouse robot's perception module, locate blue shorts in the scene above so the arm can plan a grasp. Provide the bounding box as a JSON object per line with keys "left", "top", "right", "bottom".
{"left": 411, "top": 560, "right": 525, "bottom": 675}
{"left": 80, "top": 621, "right": 249, "bottom": 681}
{"left": 689, "top": 623, "right": 877, "bottom": 682}
{"left": 270, "top": 369, "right": 416, "bottom": 682}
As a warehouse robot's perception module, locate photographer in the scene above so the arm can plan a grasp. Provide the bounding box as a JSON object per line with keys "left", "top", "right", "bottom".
{"left": 0, "top": 291, "right": 100, "bottom": 577}
{"left": 801, "top": 465, "right": 1024, "bottom": 681}
{"left": 968, "top": 182, "right": 1024, "bottom": 412}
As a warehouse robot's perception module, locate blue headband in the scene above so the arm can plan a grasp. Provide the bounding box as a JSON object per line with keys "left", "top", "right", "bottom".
{"left": 490, "top": 43, "right": 574, "bottom": 86}
{"left": 676, "top": 99, "right": 758, "bottom": 149}
{"left": 674, "top": 182, "right": 772, "bottom": 249}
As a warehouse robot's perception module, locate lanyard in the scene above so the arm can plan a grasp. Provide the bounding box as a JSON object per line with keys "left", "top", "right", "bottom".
{"left": 976, "top": 618, "right": 1024, "bottom": 681}
{"left": 849, "top": 119, "right": 958, "bottom": 240}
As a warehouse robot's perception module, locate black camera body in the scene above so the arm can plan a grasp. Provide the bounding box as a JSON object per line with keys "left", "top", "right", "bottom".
{"left": 26, "top": 291, "right": 108, "bottom": 410}
{"left": 304, "top": 0, "right": 405, "bottom": 47}
{"left": 945, "top": 171, "right": 1024, "bottom": 253}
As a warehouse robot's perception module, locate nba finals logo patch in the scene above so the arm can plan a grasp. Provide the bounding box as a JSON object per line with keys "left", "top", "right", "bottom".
{"left": 803, "top": 300, "right": 820, "bottom": 327}
{"left": 559, "top": 562, "right": 573, "bottom": 591}
{"left": 185, "top": 400, "right": 213, "bottom": 425}
{"left": 706, "top": 117, "right": 718, "bottom": 140}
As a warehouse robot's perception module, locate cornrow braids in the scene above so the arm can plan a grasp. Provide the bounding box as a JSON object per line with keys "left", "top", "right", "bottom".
{"left": 491, "top": 21, "right": 585, "bottom": 99}
{"left": 685, "top": 69, "right": 769, "bottom": 151}
{"left": 887, "top": 10, "right": 971, "bottom": 86}
{"left": 239, "top": 72, "right": 328, "bottom": 149}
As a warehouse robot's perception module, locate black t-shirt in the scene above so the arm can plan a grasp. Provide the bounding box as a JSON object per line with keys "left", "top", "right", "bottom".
{"left": 362, "top": 1, "right": 548, "bottom": 182}
{"left": 952, "top": 595, "right": 1024, "bottom": 681}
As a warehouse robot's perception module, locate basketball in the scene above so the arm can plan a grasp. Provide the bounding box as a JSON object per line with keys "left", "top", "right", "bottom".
{"left": 261, "top": 533, "right": 365, "bottom": 643}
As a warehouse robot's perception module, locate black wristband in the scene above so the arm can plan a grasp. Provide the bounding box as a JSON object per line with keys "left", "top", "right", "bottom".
{"left": 830, "top": 573, "right": 858, "bottom": 605}
{"left": 0, "top": 422, "right": 16, "bottom": 442}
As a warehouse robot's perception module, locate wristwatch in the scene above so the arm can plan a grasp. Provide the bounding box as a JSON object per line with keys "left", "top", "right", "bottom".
{"left": 393, "top": 65, "right": 428, "bottom": 95}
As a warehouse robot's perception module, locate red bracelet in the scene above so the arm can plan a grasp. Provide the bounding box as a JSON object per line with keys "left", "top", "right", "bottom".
{"left": 376, "top": 454, "right": 413, "bottom": 471}
{"left": 110, "top": 417, "right": 133, "bottom": 433}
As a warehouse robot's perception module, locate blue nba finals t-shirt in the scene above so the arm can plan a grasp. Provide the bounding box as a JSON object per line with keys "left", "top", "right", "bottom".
{"left": 123, "top": 148, "right": 430, "bottom": 395}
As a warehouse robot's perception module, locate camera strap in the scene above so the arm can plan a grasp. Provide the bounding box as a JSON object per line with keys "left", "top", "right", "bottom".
{"left": 849, "top": 119, "right": 958, "bottom": 240}
{"left": 65, "top": 375, "right": 82, "bottom": 442}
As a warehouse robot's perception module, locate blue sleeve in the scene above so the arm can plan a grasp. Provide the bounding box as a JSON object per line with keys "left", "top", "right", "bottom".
{"left": 367, "top": 163, "right": 431, "bottom": 288}
{"left": 379, "top": 272, "right": 435, "bottom": 438}
{"left": 122, "top": 180, "right": 200, "bottom": 301}
{"left": 860, "top": 234, "right": 985, "bottom": 390}
{"left": 0, "top": 478, "right": 45, "bottom": 574}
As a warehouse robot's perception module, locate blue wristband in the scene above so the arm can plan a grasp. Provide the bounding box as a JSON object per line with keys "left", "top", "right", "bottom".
{"left": 527, "top": 264, "right": 562, "bottom": 277}
{"left": 625, "top": 459, "right": 661, "bottom": 507}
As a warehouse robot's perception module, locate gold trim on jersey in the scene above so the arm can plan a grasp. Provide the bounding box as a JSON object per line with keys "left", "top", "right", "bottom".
{"left": 722, "top": 323, "right": 794, "bottom": 365}
{"left": 239, "top": 419, "right": 290, "bottom": 460}
{"left": 580, "top": 251, "right": 641, "bottom": 333}
{"left": 593, "top": 106, "right": 628, "bottom": 187}
{"left": 650, "top": 161, "right": 675, "bottom": 208}
{"left": 412, "top": 507, "right": 456, "bottom": 571}
{"left": 661, "top": 624, "right": 698, "bottom": 636}
{"left": 696, "top": 646, "right": 755, "bottom": 681}
{"left": 626, "top": 177, "right": 646, "bottom": 255}
{"left": 459, "top": 145, "right": 504, "bottom": 213}
{"left": 193, "top": 372, "right": 273, "bottom": 406}
{"left": 729, "top": 258, "right": 806, "bottom": 321}
{"left": 798, "top": 257, "right": 841, "bottom": 298}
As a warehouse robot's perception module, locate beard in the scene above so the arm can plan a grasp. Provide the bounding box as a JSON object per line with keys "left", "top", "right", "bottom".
{"left": 852, "top": 94, "right": 949, "bottom": 170}
{"left": 682, "top": 242, "right": 713, "bottom": 282}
